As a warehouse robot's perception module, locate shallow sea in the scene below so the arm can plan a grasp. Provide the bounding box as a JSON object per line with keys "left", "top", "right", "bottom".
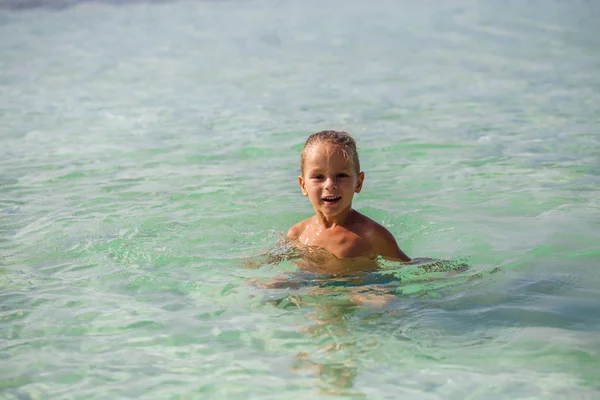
{"left": 1, "top": 0, "right": 599, "bottom": 398}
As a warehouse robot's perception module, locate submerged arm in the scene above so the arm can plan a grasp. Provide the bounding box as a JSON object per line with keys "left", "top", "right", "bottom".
{"left": 373, "top": 225, "right": 412, "bottom": 263}
{"left": 241, "top": 238, "right": 301, "bottom": 268}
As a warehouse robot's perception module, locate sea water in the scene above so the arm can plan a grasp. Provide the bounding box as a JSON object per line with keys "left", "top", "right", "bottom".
{"left": 1, "top": 0, "right": 599, "bottom": 398}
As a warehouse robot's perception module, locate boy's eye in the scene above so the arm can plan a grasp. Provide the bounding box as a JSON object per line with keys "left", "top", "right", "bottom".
{"left": 337, "top": 173, "right": 349, "bottom": 178}
{"left": 312, "top": 175, "right": 324, "bottom": 180}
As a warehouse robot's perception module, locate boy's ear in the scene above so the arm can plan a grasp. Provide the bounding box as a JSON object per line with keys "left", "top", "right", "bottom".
{"left": 355, "top": 172, "right": 365, "bottom": 193}
{"left": 298, "top": 175, "right": 308, "bottom": 196}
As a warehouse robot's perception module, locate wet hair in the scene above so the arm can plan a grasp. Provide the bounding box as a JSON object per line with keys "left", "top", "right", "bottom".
{"left": 300, "top": 130, "right": 360, "bottom": 174}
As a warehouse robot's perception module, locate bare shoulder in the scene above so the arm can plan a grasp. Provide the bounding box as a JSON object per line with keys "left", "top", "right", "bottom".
{"left": 287, "top": 217, "right": 311, "bottom": 240}
{"left": 353, "top": 211, "right": 411, "bottom": 262}
{"left": 353, "top": 212, "right": 393, "bottom": 240}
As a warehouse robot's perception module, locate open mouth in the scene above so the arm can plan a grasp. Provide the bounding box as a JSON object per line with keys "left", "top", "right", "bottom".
{"left": 322, "top": 195, "right": 341, "bottom": 204}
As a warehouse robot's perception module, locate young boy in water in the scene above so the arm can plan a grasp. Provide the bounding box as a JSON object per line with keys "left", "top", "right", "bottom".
{"left": 287, "top": 130, "right": 411, "bottom": 265}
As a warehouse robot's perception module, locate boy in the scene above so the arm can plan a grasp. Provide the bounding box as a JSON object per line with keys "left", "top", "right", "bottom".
{"left": 287, "top": 130, "right": 411, "bottom": 266}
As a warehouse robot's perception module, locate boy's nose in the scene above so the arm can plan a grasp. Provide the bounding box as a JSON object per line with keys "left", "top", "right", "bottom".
{"left": 325, "top": 177, "right": 337, "bottom": 188}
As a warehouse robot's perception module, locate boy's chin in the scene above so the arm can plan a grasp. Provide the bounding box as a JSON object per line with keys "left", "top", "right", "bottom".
{"left": 319, "top": 203, "right": 351, "bottom": 215}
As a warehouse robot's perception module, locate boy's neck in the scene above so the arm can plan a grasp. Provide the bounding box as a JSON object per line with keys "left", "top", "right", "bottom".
{"left": 314, "top": 207, "right": 356, "bottom": 228}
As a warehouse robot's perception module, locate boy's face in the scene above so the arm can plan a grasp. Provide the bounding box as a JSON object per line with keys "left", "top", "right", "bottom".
{"left": 299, "top": 143, "right": 364, "bottom": 220}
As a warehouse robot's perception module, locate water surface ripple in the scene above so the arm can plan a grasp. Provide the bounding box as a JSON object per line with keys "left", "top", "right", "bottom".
{"left": 1, "top": 0, "right": 599, "bottom": 398}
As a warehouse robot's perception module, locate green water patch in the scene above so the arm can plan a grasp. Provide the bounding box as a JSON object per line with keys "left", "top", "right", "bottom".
{"left": 270, "top": 130, "right": 313, "bottom": 140}
{"left": 379, "top": 142, "right": 473, "bottom": 151}
{"left": 382, "top": 258, "right": 491, "bottom": 298}
{"left": 0, "top": 376, "right": 31, "bottom": 391}
{"left": 234, "top": 146, "right": 274, "bottom": 158}
{"left": 185, "top": 154, "right": 227, "bottom": 163}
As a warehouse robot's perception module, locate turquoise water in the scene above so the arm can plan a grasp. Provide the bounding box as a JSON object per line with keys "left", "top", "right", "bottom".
{"left": 1, "top": 0, "right": 599, "bottom": 398}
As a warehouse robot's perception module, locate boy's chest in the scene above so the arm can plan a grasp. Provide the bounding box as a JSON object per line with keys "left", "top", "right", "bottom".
{"left": 298, "top": 226, "right": 374, "bottom": 259}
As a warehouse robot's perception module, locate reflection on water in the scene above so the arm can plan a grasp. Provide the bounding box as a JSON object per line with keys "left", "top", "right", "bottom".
{"left": 291, "top": 295, "right": 361, "bottom": 396}
{"left": 258, "top": 253, "right": 474, "bottom": 395}
{"left": 275, "top": 286, "right": 367, "bottom": 396}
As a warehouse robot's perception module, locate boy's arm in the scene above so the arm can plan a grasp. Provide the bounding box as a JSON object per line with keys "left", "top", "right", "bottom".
{"left": 242, "top": 221, "right": 306, "bottom": 268}
{"left": 287, "top": 219, "right": 308, "bottom": 240}
{"left": 287, "top": 226, "right": 299, "bottom": 240}
{"left": 372, "top": 225, "right": 411, "bottom": 262}
{"left": 241, "top": 236, "right": 299, "bottom": 268}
